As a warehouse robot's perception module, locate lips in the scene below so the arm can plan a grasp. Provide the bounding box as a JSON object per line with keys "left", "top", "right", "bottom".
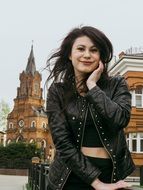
{"left": 80, "top": 61, "right": 93, "bottom": 65}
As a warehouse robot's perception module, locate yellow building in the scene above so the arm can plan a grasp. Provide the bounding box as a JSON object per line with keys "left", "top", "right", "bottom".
{"left": 6, "top": 46, "right": 54, "bottom": 161}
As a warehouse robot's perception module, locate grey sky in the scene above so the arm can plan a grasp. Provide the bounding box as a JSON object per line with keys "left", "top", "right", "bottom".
{"left": 0, "top": 0, "right": 143, "bottom": 109}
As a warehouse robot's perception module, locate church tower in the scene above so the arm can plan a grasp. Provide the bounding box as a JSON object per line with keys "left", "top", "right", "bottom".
{"left": 6, "top": 46, "right": 54, "bottom": 161}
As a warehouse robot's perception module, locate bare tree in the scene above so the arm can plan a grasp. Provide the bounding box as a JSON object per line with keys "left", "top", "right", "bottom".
{"left": 0, "top": 100, "right": 10, "bottom": 131}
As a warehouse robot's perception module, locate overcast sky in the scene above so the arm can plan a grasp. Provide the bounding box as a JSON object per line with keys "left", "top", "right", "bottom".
{"left": 1, "top": 0, "right": 143, "bottom": 109}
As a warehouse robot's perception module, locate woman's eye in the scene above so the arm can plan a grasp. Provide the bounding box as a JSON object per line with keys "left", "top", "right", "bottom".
{"left": 91, "top": 48, "right": 98, "bottom": 53}
{"left": 77, "top": 47, "right": 84, "bottom": 51}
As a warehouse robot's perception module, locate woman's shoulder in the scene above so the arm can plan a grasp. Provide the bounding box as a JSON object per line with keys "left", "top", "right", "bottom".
{"left": 108, "top": 75, "right": 126, "bottom": 85}
{"left": 48, "top": 82, "right": 66, "bottom": 92}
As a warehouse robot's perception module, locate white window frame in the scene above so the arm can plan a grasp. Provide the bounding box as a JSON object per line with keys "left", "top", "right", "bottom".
{"left": 130, "top": 87, "right": 143, "bottom": 108}
{"left": 140, "top": 133, "right": 143, "bottom": 152}
{"left": 126, "top": 133, "right": 143, "bottom": 153}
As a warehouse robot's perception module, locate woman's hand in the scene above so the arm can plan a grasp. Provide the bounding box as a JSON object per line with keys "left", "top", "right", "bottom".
{"left": 91, "top": 178, "right": 132, "bottom": 190}
{"left": 86, "top": 61, "right": 104, "bottom": 90}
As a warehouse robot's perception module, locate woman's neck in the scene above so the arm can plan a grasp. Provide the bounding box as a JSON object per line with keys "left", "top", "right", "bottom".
{"left": 75, "top": 74, "right": 88, "bottom": 96}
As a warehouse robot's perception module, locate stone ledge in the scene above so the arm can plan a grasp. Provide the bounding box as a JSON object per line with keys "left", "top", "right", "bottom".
{"left": 0, "top": 168, "right": 28, "bottom": 176}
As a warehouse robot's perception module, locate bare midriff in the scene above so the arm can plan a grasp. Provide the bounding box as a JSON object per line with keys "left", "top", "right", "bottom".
{"left": 81, "top": 147, "right": 110, "bottom": 158}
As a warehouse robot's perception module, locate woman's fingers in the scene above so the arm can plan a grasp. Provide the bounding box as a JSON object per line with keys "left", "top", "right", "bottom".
{"left": 116, "top": 180, "right": 132, "bottom": 189}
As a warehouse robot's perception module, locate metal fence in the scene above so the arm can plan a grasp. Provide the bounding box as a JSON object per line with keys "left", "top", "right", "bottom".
{"left": 28, "top": 163, "right": 49, "bottom": 190}
{"left": 28, "top": 163, "right": 143, "bottom": 190}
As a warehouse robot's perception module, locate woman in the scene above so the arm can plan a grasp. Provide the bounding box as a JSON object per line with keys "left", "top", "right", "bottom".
{"left": 46, "top": 26, "right": 135, "bottom": 190}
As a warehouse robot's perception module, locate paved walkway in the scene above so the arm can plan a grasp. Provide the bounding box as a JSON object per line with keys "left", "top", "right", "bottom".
{"left": 0, "top": 175, "right": 28, "bottom": 190}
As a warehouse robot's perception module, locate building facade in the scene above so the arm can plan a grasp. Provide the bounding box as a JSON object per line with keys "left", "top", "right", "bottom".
{"left": 0, "top": 131, "right": 6, "bottom": 146}
{"left": 109, "top": 52, "right": 143, "bottom": 168}
{"left": 6, "top": 46, "right": 54, "bottom": 161}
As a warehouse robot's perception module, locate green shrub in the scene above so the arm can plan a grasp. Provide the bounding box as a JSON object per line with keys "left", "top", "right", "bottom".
{"left": 0, "top": 142, "right": 40, "bottom": 169}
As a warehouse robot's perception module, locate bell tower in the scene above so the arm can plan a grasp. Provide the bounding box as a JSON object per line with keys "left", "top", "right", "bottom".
{"left": 17, "top": 45, "right": 42, "bottom": 100}
{"left": 6, "top": 46, "right": 54, "bottom": 161}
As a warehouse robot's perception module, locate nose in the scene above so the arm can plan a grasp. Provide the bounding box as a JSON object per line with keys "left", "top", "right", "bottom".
{"left": 83, "top": 50, "right": 91, "bottom": 58}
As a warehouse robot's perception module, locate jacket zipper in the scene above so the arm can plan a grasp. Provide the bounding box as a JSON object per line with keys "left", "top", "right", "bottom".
{"left": 89, "top": 106, "right": 114, "bottom": 183}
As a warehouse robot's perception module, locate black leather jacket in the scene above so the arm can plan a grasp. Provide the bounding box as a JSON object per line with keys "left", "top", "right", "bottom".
{"left": 46, "top": 76, "right": 135, "bottom": 190}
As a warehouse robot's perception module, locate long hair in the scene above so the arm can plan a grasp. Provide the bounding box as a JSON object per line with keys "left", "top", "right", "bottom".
{"left": 46, "top": 26, "right": 113, "bottom": 108}
{"left": 46, "top": 26, "right": 113, "bottom": 85}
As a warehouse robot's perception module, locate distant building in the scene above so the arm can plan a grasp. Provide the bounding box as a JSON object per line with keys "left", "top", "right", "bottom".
{"left": 109, "top": 51, "right": 143, "bottom": 171}
{"left": 6, "top": 46, "right": 54, "bottom": 161}
{"left": 0, "top": 131, "right": 6, "bottom": 146}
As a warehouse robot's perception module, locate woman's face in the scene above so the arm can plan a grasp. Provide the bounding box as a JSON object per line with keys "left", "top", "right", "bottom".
{"left": 69, "top": 35, "right": 100, "bottom": 78}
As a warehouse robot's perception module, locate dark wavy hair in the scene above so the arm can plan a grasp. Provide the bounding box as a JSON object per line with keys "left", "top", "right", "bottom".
{"left": 46, "top": 26, "right": 113, "bottom": 86}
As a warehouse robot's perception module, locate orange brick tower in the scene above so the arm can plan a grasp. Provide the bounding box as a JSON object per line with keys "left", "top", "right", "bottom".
{"left": 6, "top": 46, "right": 54, "bottom": 161}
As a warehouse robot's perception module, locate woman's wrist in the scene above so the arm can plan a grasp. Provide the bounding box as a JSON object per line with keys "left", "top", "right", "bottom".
{"left": 91, "top": 178, "right": 102, "bottom": 188}
{"left": 86, "top": 82, "right": 96, "bottom": 90}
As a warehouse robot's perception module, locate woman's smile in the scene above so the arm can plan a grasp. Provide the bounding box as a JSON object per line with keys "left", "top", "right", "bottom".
{"left": 80, "top": 61, "right": 94, "bottom": 66}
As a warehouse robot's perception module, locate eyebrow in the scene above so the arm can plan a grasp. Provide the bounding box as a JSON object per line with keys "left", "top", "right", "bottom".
{"left": 76, "top": 44, "right": 97, "bottom": 48}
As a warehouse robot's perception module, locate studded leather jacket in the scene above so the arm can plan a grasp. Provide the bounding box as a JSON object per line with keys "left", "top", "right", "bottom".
{"left": 46, "top": 76, "right": 135, "bottom": 190}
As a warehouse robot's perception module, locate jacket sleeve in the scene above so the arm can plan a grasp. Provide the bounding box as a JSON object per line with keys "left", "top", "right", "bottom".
{"left": 85, "top": 76, "right": 131, "bottom": 131}
{"left": 46, "top": 83, "right": 101, "bottom": 185}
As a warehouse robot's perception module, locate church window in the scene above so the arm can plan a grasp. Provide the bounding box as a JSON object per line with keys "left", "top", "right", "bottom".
{"left": 31, "top": 121, "right": 36, "bottom": 128}
{"left": 16, "top": 136, "right": 23, "bottom": 142}
{"left": 7, "top": 139, "right": 12, "bottom": 144}
{"left": 29, "top": 139, "right": 35, "bottom": 143}
{"left": 42, "top": 122, "right": 46, "bottom": 129}
{"left": 41, "top": 140, "right": 46, "bottom": 148}
{"left": 9, "top": 122, "right": 13, "bottom": 129}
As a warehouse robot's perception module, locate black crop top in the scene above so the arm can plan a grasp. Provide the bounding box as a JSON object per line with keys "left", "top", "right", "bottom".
{"left": 82, "top": 109, "right": 103, "bottom": 147}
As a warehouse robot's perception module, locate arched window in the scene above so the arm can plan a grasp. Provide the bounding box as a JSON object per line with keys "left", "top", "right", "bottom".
{"left": 7, "top": 139, "right": 12, "bottom": 144}
{"left": 8, "top": 122, "right": 13, "bottom": 129}
{"left": 29, "top": 139, "right": 35, "bottom": 143}
{"left": 41, "top": 139, "right": 46, "bottom": 148}
{"left": 16, "top": 136, "right": 23, "bottom": 142}
{"left": 42, "top": 122, "right": 46, "bottom": 129}
{"left": 31, "top": 121, "right": 36, "bottom": 128}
